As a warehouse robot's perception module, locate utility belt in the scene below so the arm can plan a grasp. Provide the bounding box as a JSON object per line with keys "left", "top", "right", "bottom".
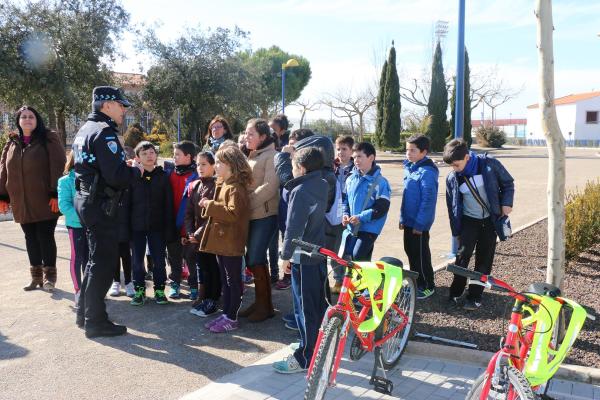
{"left": 76, "top": 175, "right": 123, "bottom": 218}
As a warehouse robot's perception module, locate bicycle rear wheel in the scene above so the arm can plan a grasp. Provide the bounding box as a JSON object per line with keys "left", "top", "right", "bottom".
{"left": 467, "top": 365, "right": 536, "bottom": 400}
{"left": 304, "top": 314, "right": 344, "bottom": 400}
{"left": 376, "top": 275, "right": 416, "bottom": 370}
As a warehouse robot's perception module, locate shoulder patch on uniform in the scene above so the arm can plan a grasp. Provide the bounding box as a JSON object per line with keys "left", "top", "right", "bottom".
{"left": 107, "top": 141, "right": 118, "bottom": 154}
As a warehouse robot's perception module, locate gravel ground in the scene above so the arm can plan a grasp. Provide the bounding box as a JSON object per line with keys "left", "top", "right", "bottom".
{"left": 414, "top": 219, "right": 600, "bottom": 368}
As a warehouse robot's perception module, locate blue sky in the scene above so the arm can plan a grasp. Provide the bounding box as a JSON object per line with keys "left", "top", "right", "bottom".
{"left": 115, "top": 0, "right": 600, "bottom": 126}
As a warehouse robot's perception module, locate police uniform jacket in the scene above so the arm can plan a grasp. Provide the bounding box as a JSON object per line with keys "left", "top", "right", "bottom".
{"left": 72, "top": 111, "right": 141, "bottom": 227}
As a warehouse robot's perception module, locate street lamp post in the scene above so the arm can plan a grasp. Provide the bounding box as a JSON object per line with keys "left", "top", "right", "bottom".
{"left": 454, "top": 0, "right": 466, "bottom": 139}
{"left": 281, "top": 58, "right": 299, "bottom": 114}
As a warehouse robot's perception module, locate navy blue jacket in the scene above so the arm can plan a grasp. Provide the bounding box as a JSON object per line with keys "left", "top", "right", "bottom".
{"left": 400, "top": 157, "right": 439, "bottom": 232}
{"left": 281, "top": 170, "right": 328, "bottom": 265}
{"left": 446, "top": 154, "right": 515, "bottom": 237}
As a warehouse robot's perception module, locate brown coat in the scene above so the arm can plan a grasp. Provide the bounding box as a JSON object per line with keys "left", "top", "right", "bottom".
{"left": 200, "top": 178, "right": 250, "bottom": 257}
{"left": 247, "top": 141, "right": 279, "bottom": 220}
{"left": 0, "top": 131, "right": 66, "bottom": 224}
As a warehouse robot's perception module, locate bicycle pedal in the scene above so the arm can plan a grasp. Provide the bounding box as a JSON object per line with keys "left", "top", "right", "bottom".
{"left": 370, "top": 376, "right": 393, "bottom": 395}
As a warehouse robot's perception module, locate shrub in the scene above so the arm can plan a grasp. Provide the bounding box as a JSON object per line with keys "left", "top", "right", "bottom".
{"left": 475, "top": 126, "right": 506, "bottom": 148}
{"left": 0, "top": 127, "right": 8, "bottom": 156}
{"left": 124, "top": 123, "right": 145, "bottom": 148}
{"left": 565, "top": 180, "right": 600, "bottom": 260}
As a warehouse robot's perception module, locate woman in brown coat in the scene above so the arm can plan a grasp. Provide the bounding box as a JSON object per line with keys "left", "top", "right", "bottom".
{"left": 0, "top": 106, "right": 66, "bottom": 291}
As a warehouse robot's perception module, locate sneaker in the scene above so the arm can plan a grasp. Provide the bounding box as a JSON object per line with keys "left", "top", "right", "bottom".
{"left": 289, "top": 342, "right": 301, "bottom": 351}
{"left": 275, "top": 274, "right": 291, "bottom": 290}
{"left": 205, "top": 314, "right": 225, "bottom": 329}
{"left": 209, "top": 316, "right": 239, "bottom": 333}
{"left": 272, "top": 354, "right": 307, "bottom": 374}
{"left": 190, "top": 299, "right": 219, "bottom": 317}
{"left": 285, "top": 319, "right": 299, "bottom": 331}
{"left": 130, "top": 287, "right": 146, "bottom": 306}
{"left": 331, "top": 282, "right": 343, "bottom": 294}
{"left": 168, "top": 282, "right": 180, "bottom": 299}
{"left": 463, "top": 299, "right": 481, "bottom": 311}
{"left": 125, "top": 282, "right": 135, "bottom": 298}
{"left": 108, "top": 281, "right": 121, "bottom": 296}
{"left": 270, "top": 275, "right": 279, "bottom": 285}
{"left": 447, "top": 296, "right": 462, "bottom": 308}
{"left": 190, "top": 288, "right": 199, "bottom": 301}
{"left": 243, "top": 268, "right": 254, "bottom": 284}
{"left": 417, "top": 287, "right": 435, "bottom": 300}
{"left": 282, "top": 313, "right": 295, "bottom": 324}
{"left": 145, "top": 270, "right": 153, "bottom": 281}
{"left": 155, "top": 289, "right": 169, "bottom": 305}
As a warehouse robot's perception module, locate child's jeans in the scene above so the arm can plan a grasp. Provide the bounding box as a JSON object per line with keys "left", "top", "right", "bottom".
{"left": 291, "top": 262, "right": 328, "bottom": 369}
{"left": 131, "top": 231, "right": 167, "bottom": 287}
{"left": 343, "top": 231, "right": 378, "bottom": 261}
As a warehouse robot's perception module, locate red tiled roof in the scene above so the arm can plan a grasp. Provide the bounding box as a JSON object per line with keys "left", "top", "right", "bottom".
{"left": 472, "top": 119, "right": 526, "bottom": 127}
{"left": 527, "top": 91, "right": 600, "bottom": 109}
{"left": 113, "top": 72, "right": 146, "bottom": 87}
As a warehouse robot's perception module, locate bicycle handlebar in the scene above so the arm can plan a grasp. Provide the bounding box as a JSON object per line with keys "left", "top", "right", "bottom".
{"left": 291, "top": 238, "right": 350, "bottom": 267}
{"left": 445, "top": 264, "right": 517, "bottom": 297}
{"left": 446, "top": 264, "right": 484, "bottom": 282}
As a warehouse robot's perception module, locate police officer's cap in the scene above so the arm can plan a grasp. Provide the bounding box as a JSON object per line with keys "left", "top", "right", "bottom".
{"left": 92, "top": 86, "right": 132, "bottom": 107}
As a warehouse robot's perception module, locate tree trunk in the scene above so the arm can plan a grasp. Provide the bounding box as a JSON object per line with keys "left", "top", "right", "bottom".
{"left": 536, "top": 0, "right": 566, "bottom": 288}
{"left": 55, "top": 107, "right": 67, "bottom": 147}
{"left": 358, "top": 112, "right": 365, "bottom": 142}
{"left": 300, "top": 110, "right": 306, "bottom": 128}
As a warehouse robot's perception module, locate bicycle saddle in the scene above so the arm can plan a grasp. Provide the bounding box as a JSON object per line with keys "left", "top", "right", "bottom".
{"left": 527, "top": 282, "right": 561, "bottom": 298}
{"left": 379, "top": 257, "right": 403, "bottom": 268}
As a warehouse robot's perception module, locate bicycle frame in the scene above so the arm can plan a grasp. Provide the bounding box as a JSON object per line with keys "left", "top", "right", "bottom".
{"left": 305, "top": 246, "right": 411, "bottom": 387}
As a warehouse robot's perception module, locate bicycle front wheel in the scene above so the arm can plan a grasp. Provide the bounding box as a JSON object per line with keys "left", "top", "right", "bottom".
{"left": 467, "top": 365, "right": 536, "bottom": 400}
{"left": 377, "top": 275, "right": 416, "bottom": 369}
{"left": 304, "top": 314, "right": 344, "bottom": 400}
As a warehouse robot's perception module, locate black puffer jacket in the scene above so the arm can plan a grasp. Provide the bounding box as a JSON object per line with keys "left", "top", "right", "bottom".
{"left": 129, "top": 166, "right": 175, "bottom": 238}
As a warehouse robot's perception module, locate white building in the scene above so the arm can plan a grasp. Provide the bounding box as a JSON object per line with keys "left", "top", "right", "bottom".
{"left": 526, "top": 91, "right": 600, "bottom": 146}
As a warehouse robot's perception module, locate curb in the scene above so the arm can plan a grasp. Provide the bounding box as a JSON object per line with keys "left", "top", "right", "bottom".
{"left": 406, "top": 341, "right": 600, "bottom": 385}
{"left": 433, "top": 215, "right": 548, "bottom": 273}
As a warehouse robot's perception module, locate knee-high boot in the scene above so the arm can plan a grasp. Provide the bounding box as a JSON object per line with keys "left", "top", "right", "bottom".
{"left": 247, "top": 265, "right": 275, "bottom": 323}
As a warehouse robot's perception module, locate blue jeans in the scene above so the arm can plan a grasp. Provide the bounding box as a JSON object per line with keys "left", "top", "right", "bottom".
{"left": 246, "top": 215, "right": 278, "bottom": 267}
{"left": 131, "top": 231, "right": 167, "bottom": 287}
{"left": 343, "top": 231, "right": 378, "bottom": 261}
{"left": 291, "top": 262, "right": 328, "bottom": 369}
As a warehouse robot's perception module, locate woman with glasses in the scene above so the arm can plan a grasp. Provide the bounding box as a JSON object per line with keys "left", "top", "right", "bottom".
{"left": 203, "top": 115, "right": 234, "bottom": 153}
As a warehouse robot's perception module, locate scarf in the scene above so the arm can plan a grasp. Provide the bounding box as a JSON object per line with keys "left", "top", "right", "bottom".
{"left": 459, "top": 151, "right": 479, "bottom": 177}
{"left": 174, "top": 162, "right": 197, "bottom": 176}
{"left": 208, "top": 135, "right": 225, "bottom": 152}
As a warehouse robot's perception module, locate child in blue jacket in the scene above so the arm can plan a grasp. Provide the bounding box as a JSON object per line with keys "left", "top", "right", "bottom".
{"left": 400, "top": 135, "right": 439, "bottom": 300}
{"left": 57, "top": 151, "right": 88, "bottom": 304}
{"left": 342, "top": 142, "right": 391, "bottom": 261}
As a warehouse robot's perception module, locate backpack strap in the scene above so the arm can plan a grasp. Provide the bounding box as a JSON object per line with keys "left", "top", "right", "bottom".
{"left": 463, "top": 176, "right": 492, "bottom": 215}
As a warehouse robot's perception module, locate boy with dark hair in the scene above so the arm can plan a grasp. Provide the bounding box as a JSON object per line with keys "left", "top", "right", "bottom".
{"left": 164, "top": 140, "right": 199, "bottom": 299}
{"left": 331, "top": 135, "right": 355, "bottom": 292}
{"left": 269, "top": 114, "right": 290, "bottom": 151}
{"left": 443, "top": 138, "right": 515, "bottom": 310}
{"left": 129, "top": 141, "right": 174, "bottom": 305}
{"left": 342, "top": 142, "right": 391, "bottom": 261}
{"left": 273, "top": 147, "right": 329, "bottom": 373}
{"left": 400, "top": 134, "right": 439, "bottom": 300}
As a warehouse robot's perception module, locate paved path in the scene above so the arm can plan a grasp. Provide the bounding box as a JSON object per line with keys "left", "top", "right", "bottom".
{"left": 181, "top": 346, "right": 600, "bottom": 400}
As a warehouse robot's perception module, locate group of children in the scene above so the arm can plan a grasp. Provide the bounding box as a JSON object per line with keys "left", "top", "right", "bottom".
{"left": 57, "top": 119, "right": 514, "bottom": 364}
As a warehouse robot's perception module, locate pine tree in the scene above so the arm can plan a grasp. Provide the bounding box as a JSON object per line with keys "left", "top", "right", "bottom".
{"left": 375, "top": 59, "right": 388, "bottom": 147}
{"left": 382, "top": 44, "right": 401, "bottom": 147}
{"left": 426, "top": 41, "right": 449, "bottom": 151}
{"left": 449, "top": 49, "right": 472, "bottom": 146}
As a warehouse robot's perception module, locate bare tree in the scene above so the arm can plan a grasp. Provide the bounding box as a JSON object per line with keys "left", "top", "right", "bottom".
{"left": 481, "top": 75, "right": 523, "bottom": 124}
{"left": 536, "top": 0, "right": 566, "bottom": 287}
{"left": 291, "top": 98, "right": 319, "bottom": 128}
{"left": 320, "top": 89, "right": 376, "bottom": 141}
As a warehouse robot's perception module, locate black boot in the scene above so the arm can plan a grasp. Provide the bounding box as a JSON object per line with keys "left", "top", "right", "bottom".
{"left": 85, "top": 320, "right": 127, "bottom": 338}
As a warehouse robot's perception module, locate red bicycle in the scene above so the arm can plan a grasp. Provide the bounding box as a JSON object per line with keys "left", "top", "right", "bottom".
{"left": 446, "top": 264, "right": 595, "bottom": 400}
{"left": 291, "top": 239, "right": 418, "bottom": 400}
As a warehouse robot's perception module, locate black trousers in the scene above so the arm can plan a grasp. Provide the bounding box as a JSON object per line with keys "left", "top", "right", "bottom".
{"left": 198, "top": 251, "right": 221, "bottom": 301}
{"left": 403, "top": 228, "right": 434, "bottom": 290}
{"left": 113, "top": 241, "right": 132, "bottom": 284}
{"left": 216, "top": 255, "right": 243, "bottom": 320}
{"left": 77, "top": 218, "right": 120, "bottom": 327}
{"left": 449, "top": 215, "right": 497, "bottom": 301}
{"left": 20, "top": 218, "right": 58, "bottom": 267}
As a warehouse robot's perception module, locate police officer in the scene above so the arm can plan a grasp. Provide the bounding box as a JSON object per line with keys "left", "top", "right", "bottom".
{"left": 73, "top": 86, "right": 143, "bottom": 338}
